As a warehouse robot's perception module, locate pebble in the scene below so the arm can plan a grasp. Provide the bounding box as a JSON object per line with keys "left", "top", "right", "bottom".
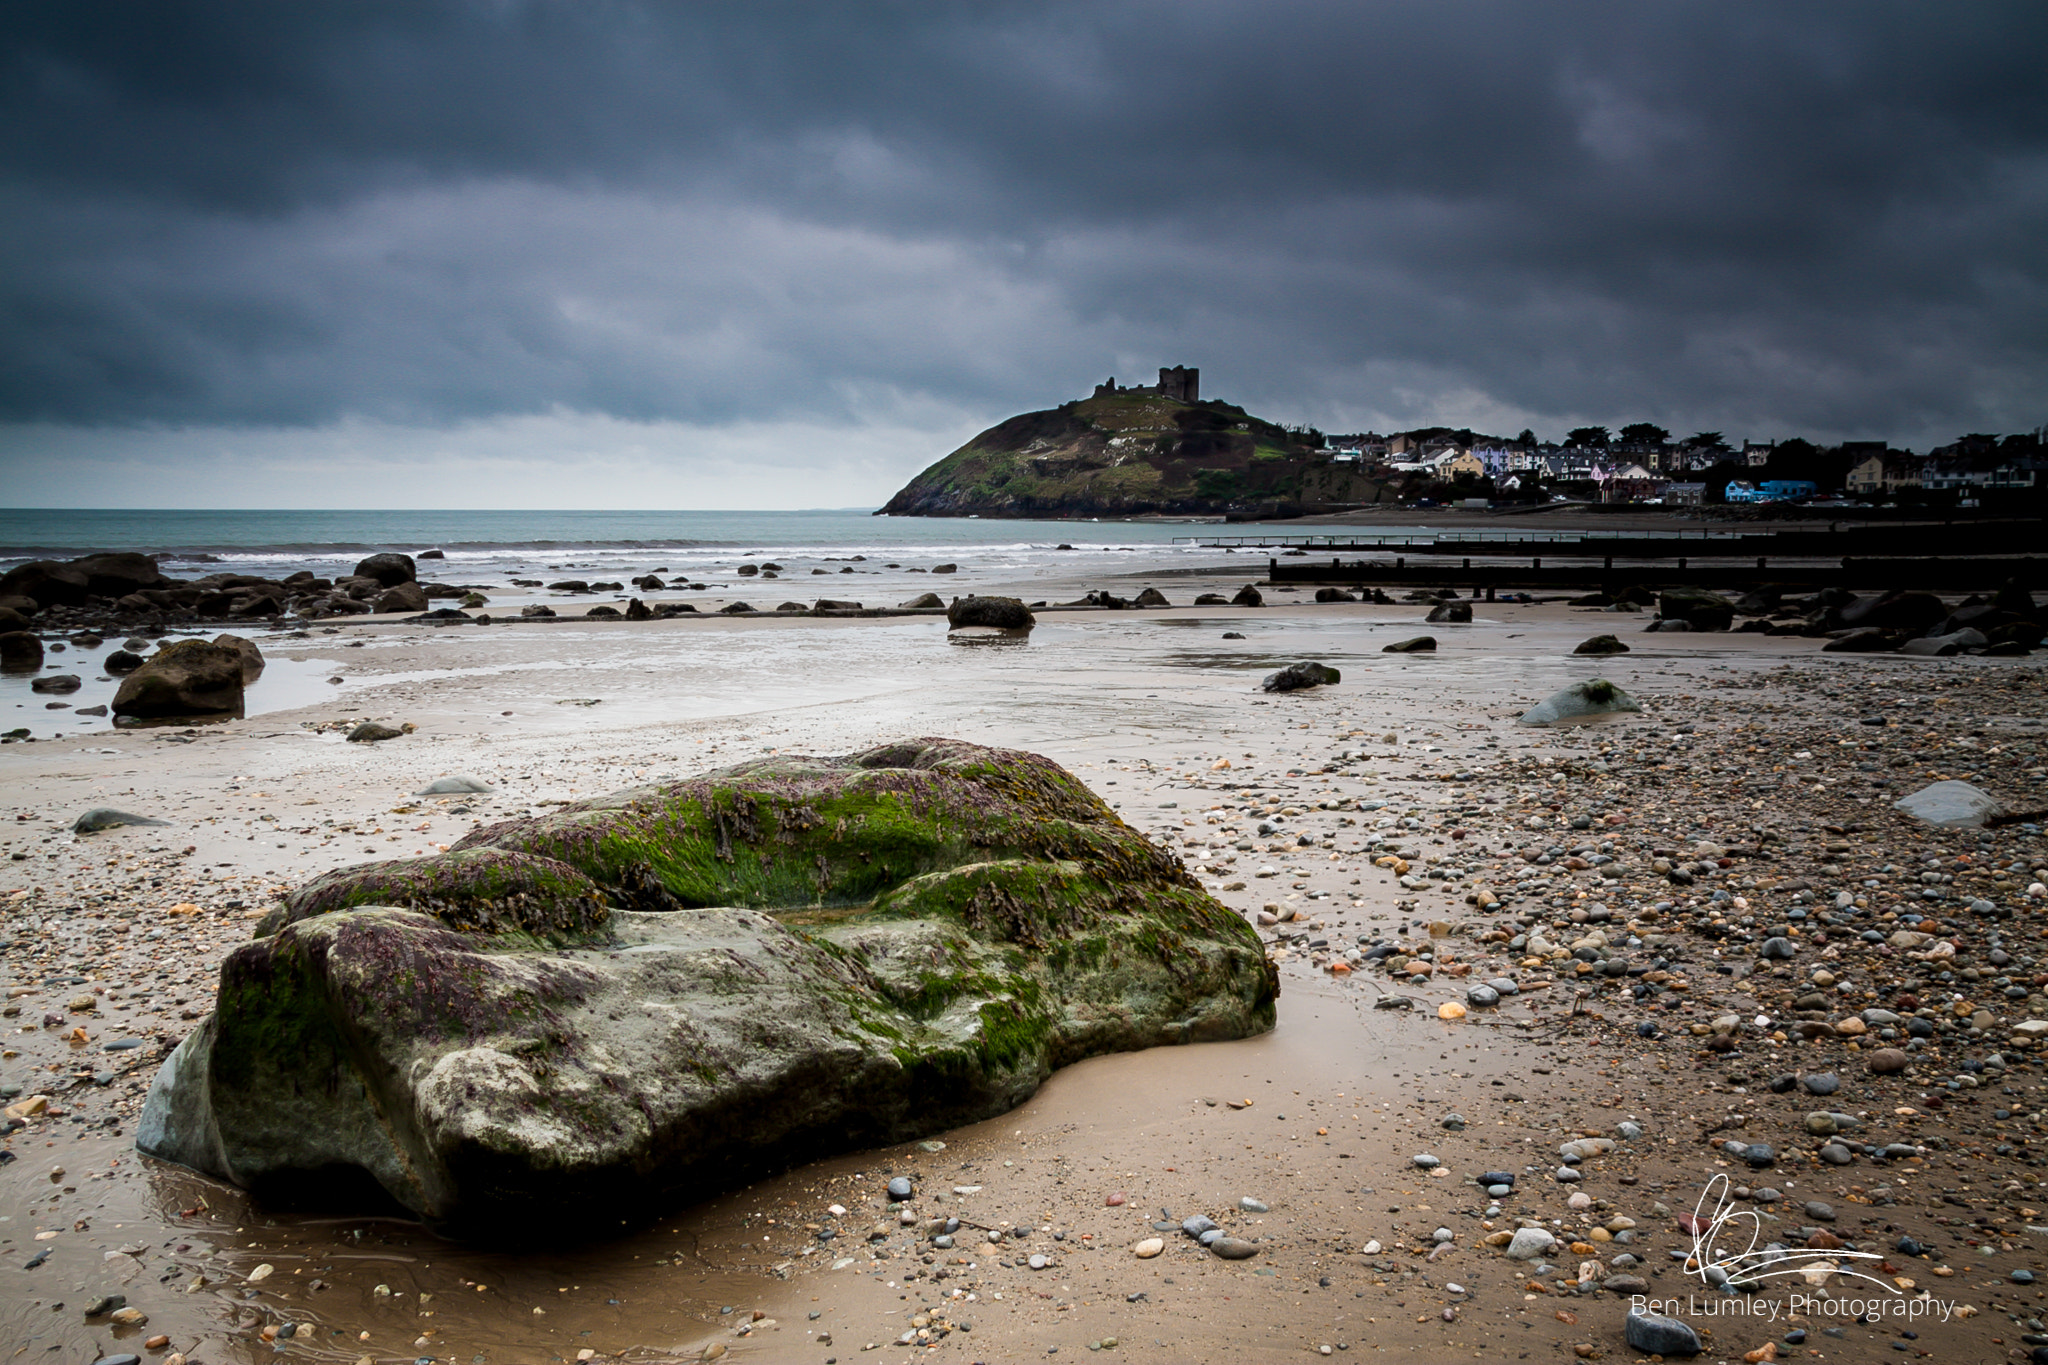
{"left": 1412, "top": 1154, "right": 1440, "bottom": 1169}
{"left": 1867, "top": 1048, "right": 1910, "bottom": 1075}
{"left": 1132, "top": 1238, "right": 1163, "bottom": 1259}
{"left": 1801, "top": 1072, "right": 1840, "bottom": 1095}
{"left": 1239, "top": 1197, "right": 1269, "bottom": 1213}
{"left": 886, "top": 1176, "right": 914, "bottom": 1201}
{"left": 1209, "top": 1238, "right": 1259, "bottom": 1260}
{"left": 1505, "top": 1228, "right": 1556, "bottom": 1260}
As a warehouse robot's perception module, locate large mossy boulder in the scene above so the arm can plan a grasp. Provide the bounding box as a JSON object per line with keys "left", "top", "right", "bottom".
{"left": 141, "top": 739, "right": 1277, "bottom": 1236}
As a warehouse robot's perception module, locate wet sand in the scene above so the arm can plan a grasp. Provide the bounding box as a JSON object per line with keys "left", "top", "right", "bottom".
{"left": 4, "top": 573, "right": 2045, "bottom": 1364}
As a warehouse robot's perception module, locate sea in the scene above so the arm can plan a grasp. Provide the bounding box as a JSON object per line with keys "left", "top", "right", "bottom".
{"left": 0, "top": 508, "right": 1290, "bottom": 585}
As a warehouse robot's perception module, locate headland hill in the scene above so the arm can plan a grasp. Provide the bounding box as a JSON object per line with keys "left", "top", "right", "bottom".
{"left": 877, "top": 366, "right": 1386, "bottom": 520}
{"left": 879, "top": 366, "right": 2048, "bottom": 524}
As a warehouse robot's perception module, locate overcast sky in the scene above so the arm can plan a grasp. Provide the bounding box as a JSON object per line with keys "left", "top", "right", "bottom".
{"left": 3, "top": 1, "right": 2043, "bottom": 508}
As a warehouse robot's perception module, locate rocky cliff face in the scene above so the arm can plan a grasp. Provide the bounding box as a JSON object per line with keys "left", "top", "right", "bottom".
{"left": 878, "top": 391, "right": 1384, "bottom": 518}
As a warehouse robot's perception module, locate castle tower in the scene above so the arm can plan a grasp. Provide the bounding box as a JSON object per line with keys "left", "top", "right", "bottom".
{"left": 1157, "top": 365, "right": 1199, "bottom": 402}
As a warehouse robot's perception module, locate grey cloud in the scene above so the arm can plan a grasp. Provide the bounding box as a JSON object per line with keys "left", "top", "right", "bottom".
{"left": 0, "top": 0, "right": 2042, "bottom": 447}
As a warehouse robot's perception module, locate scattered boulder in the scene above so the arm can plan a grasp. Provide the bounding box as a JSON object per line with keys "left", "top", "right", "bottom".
{"left": 1894, "top": 780, "right": 2006, "bottom": 829}
{"left": 947, "top": 596, "right": 1036, "bottom": 631}
{"left": 1194, "top": 593, "right": 1228, "bottom": 605}
{"left": 29, "top": 673, "right": 80, "bottom": 694}
{"left": 0, "top": 560, "right": 89, "bottom": 608}
{"left": 1656, "top": 587, "right": 1734, "bottom": 631}
{"left": 0, "top": 631, "right": 44, "bottom": 670}
{"left": 899, "top": 593, "right": 944, "bottom": 609}
{"left": 1822, "top": 628, "right": 1897, "bottom": 653}
{"left": 1262, "top": 662, "right": 1341, "bottom": 693}
{"left": 1837, "top": 589, "right": 1946, "bottom": 630}
{"left": 352, "top": 553, "right": 418, "bottom": 588}
{"left": 813, "top": 599, "right": 862, "bottom": 613}
{"left": 211, "top": 634, "right": 265, "bottom": 685}
{"left": 1230, "top": 584, "right": 1264, "bottom": 607}
{"left": 1573, "top": 635, "right": 1628, "bottom": 656}
{"left": 373, "top": 583, "right": 430, "bottom": 615}
{"left": 1134, "top": 588, "right": 1170, "bottom": 607}
{"left": 930, "top": 563, "right": 958, "bottom": 574}
{"left": 1899, "top": 627, "right": 1986, "bottom": 657}
{"left": 624, "top": 598, "right": 652, "bottom": 621}
{"left": 72, "top": 808, "right": 170, "bottom": 834}
{"left": 774, "top": 602, "right": 808, "bottom": 613}
{"left": 1426, "top": 601, "right": 1472, "bottom": 624}
{"left": 346, "top": 721, "right": 406, "bottom": 743}
{"left": 102, "top": 648, "right": 146, "bottom": 674}
{"left": 1313, "top": 587, "right": 1356, "bottom": 603}
{"left": 719, "top": 602, "right": 757, "bottom": 614}
{"left": 1382, "top": 636, "right": 1436, "bottom": 653}
{"left": 520, "top": 604, "right": 557, "bottom": 619}
{"left": 110, "top": 640, "right": 245, "bottom": 719}
{"left": 1517, "top": 678, "right": 1642, "bottom": 726}
{"left": 140, "top": 739, "right": 1279, "bottom": 1234}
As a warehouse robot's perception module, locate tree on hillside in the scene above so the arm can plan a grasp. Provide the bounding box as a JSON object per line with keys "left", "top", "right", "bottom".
{"left": 1684, "top": 431, "right": 1730, "bottom": 453}
{"left": 1619, "top": 423, "right": 1670, "bottom": 446}
{"left": 1565, "top": 426, "right": 1611, "bottom": 449}
{"left": 1515, "top": 428, "right": 1537, "bottom": 447}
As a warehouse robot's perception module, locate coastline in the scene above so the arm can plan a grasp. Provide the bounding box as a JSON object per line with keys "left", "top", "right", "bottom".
{"left": 2, "top": 553, "right": 2045, "bottom": 1363}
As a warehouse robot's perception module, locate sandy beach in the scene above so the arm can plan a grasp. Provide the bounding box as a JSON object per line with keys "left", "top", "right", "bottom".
{"left": 4, "top": 560, "right": 2046, "bottom": 1365}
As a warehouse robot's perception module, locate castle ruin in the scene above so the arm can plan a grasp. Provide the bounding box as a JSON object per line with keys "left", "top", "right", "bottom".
{"left": 1093, "top": 365, "right": 1199, "bottom": 403}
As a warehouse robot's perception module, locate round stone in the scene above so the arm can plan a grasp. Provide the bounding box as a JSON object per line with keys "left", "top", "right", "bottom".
{"left": 1133, "top": 1238, "right": 1164, "bottom": 1258}
{"left": 1210, "top": 1237, "right": 1259, "bottom": 1260}
{"left": 886, "top": 1176, "right": 914, "bottom": 1201}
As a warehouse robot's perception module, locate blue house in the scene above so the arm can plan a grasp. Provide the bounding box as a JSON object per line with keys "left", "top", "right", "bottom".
{"left": 1724, "top": 479, "right": 1818, "bottom": 503}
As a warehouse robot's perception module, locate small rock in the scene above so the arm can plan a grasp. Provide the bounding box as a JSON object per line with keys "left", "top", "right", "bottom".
{"left": 1518, "top": 678, "right": 1642, "bottom": 726}
{"left": 1209, "top": 1238, "right": 1258, "bottom": 1260}
{"left": 1505, "top": 1228, "right": 1556, "bottom": 1260}
{"left": 886, "top": 1176, "right": 914, "bottom": 1201}
{"left": 1801, "top": 1073, "right": 1840, "bottom": 1096}
{"left": 1868, "top": 1048, "right": 1910, "bottom": 1075}
{"left": 346, "top": 721, "right": 405, "bottom": 743}
{"left": 72, "top": 808, "right": 169, "bottom": 834}
{"left": 1262, "top": 661, "right": 1341, "bottom": 693}
{"left": 1239, "top": 1197, "right": 1269, "bottom": 1213}
{"left": 1894, "top": 780, "right": 2007, "bottom": 829}
{"left": 1133, "top": 1238, "right": 1163, "bottom": 1259}
{"left": 1624, "top": 1313, "right": 1701, "bottom": 1357}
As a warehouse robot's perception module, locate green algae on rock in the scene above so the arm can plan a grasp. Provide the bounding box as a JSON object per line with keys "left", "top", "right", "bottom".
{"left": 139, "top": 739, "right": 1277, "bottom": 1235}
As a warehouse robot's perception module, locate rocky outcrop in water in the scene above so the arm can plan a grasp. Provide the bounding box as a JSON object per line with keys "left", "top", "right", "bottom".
{"left": 140, "top": 739, "right": 1277, "bottom": 1235}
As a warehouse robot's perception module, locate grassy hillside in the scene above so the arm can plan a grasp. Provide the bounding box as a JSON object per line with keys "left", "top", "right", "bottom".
{"left": 877, "top": 391, "right": 1385, "bottom": 518}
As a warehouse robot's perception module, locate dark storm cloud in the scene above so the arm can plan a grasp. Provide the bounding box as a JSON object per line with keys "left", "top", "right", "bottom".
{"left": 2, "top": 0, "right": 2043, "bottom": 444}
